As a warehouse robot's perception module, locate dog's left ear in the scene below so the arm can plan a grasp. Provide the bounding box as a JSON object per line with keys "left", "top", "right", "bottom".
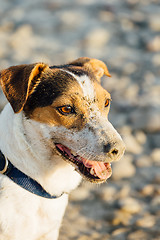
{"left": 0, "top": 63, "right": 48, "bottom": 113}
{"left": 69, "top": 57, "right": 111, "bottom": 80}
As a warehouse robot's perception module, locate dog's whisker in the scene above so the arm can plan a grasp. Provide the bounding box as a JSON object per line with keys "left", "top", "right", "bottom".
{"left": 76, "top": 147, "right": 87, "bottom": 155}
{"left": 23, "top": 137, "right": 48, "bottom": 152}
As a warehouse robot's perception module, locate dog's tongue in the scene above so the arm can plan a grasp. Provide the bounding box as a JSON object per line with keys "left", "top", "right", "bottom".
{"left": 82, "top": 158, "right": 112, "bottom": 180}
{"left": 55, "top": 144, "right": 112, "bottom": 180}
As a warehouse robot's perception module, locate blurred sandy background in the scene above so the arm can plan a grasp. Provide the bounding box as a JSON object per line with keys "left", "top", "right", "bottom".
{"left": 0, "top": 0, "right": 160, "bottom": 239}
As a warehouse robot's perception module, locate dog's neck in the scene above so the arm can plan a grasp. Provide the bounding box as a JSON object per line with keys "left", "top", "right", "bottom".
{"left": 0, "top": 104, "right": 81, "bottom": 196}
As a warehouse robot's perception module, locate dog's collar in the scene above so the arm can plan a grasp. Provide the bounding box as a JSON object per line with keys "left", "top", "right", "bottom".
{"left": 0, "top": 150, "right": 63, "bottom": 199}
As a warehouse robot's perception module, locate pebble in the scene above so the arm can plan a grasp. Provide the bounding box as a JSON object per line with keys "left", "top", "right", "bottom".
{"left": 130, "top": 107, "right": 160, "bottom": 133}
{"left": 9, "top": 25, "right": 36, "bottom": 61}
{"left": 112, "top": 210, "right": 132, "bottom": 226}
{"left": 134, "top": 131, "right": 147, "bottom": 145}
{"left": 147, "top": 36, "right": 160, "bottom": 52}
{"left": 111, "top": 227, "right": 128, "bottom": 237}
{"left": 98, "top": 185, "right": 117, "bottom": 202}
{"left": 123, "top": 134, "right": 143, "bottom": 154}
{"left": 118, "top": 197, "right": 141, "bottom": 214}
{"left": 152, "top": 54, "right": 160, "bottom": 66}
{"left": 116, "top": 185, "right": 131, "bottom": 199}
{"left": 135, "top": 155, "right": 152, "bottom": 167}
{"left": 70, "top": 187, "right": 91, "bottom": 201}
{"left": 141, "top": 184, "right": 154, "bottom": 196}
{"left": 127, "top": 230, "right": 149, "bottom": 240}
{"left": 151, "top": 148, "right": 160, "bottom": 164}
{"left": 136, "top": 214, "right": 155, "bottom": 228}
{"left": 149, "top": 16, "right": 160, "bottom": 31}
{"left": 112, "top": 154, "right": 136, "bottom": 180}
{"left": 84, "top": 28, "right": 110, "bottom": 48}
{"left": 151, "top": 196, "right": 160, "bottom": 206}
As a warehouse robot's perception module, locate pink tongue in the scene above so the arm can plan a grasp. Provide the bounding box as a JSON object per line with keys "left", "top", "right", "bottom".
{"left": 56, "top": 144, "right": 111, "bottom": 180}
{"left": 82, "top": 158, "right": 111, "bottom": 180}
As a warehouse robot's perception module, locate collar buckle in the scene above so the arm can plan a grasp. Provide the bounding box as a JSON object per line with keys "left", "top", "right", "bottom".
{"left": 0, "top": 156, "right": 8, "bottom": 174}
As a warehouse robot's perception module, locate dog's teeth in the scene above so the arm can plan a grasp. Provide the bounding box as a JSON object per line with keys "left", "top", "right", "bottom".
{"left": 90, "top": 168, "right": 96, "bottom": 176}
{"left": 71, "top": 150, "right": 77, "bottom": 156}
{"left": 90, "top": 168, "right": 94, "bottom": 175}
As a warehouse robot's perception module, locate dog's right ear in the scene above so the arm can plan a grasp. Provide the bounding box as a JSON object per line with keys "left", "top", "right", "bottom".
{"left": 0, "top": 63, "right": 48, "bottom": 113}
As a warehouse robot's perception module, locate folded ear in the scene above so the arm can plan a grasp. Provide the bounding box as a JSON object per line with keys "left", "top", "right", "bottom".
{"left": 69, "top": 57, "right": 111, "bottom": 80}
{"left": 0, "top": 63, "right": 48, "bottom": 113}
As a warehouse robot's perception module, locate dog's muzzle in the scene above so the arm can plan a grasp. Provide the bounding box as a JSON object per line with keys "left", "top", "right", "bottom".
{"left": 103, "top": 139, "right": 126, "bottom": 162}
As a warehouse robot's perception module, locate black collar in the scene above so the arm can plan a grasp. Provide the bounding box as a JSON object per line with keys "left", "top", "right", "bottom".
{"left": 0, "top": 150, "right": 63, "bottom": 199}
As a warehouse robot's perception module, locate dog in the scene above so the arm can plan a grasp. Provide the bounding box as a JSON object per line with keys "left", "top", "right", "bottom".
{"left": 0, "top": 57, "right": 125, "bottom": 240}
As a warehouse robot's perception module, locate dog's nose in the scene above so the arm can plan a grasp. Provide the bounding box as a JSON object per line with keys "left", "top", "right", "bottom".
{"left": 103, "top": 142, "right": 125, "bottom": 161}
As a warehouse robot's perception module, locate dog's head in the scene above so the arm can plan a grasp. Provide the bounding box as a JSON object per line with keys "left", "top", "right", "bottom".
{"left": 0, "top": 57, "right": 125, "bottom": 183}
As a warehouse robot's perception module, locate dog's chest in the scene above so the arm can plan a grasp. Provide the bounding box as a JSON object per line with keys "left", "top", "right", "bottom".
{"left": 0, "top": 176, "right": 68, "bottom": 240}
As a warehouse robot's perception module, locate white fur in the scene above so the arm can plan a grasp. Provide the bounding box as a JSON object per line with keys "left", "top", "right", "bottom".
{"left": 0, "top": 104, "right": 81, "bottom": 240}
{"left": 75, "top": 75, "right": 95, "bottom": 100}
{"left": 60, "top": 69, "right": 95, "bottom": 101}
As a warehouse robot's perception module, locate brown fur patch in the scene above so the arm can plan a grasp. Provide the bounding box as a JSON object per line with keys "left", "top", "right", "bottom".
{"left": 29, "top": 78, "right": 111, "bottom": 130}
{"left": 0, "top": 63, "right": 48, "bottom": 113}
{"left": 93, "top": 81, "right": 111, "bottom": 115}
{"left": 29, "top": 84, "right": 88, "bottom": 130}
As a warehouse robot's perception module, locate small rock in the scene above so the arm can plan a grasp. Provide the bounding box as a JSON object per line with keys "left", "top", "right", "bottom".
{"left": 149, "top": 16, "right": 160, "bottom": 32}
{"left": 99, "top": 11, "right": 114, "bottom": 22}
{"left": 124, "top": 83, "right": 139, "bottom": 101}
{"left": 85, "top": 28, "right": 110, "bottom": 48}
{"left": 70, "top": 187, "right": 90, "bottom": 201}
{"left": 116, "top": 185, "right": 131, "bottom": 199}
{"left": 151, "top": 148, "right": 160, "bottom": 164}
{"left": 78, "top": 236, "right": 90, "bottom": 240}
{"left": 141, "top": 184, "right": 154, "bottom": 196}
{"left": 112, "top": 210, "right": 132, "bottom": 226}
{"left": 118, "top": 197, "right": 142, "bottom": 214}
{"left": 112, "top": 228, "right": 128, "bottom": 237}
{"left": 127, "top": 230, "right": 149, "bottom": 240}
{"left": 9, "top": 24, "right": 36, "bottom": 61}
{"left": 130, "top": 107, "right": 160, "bottom": 133}
{"left": 151, "top": 196, "right": 160, "bottom": 206}
{"left": 152, "top": 54, "right": 160, "bottom": 66}
{"left": 147, "top": 36, "right": 160, "bottom": 52}
{"left": 112, "top": 155, "right": 136, "bottom": 180}
{"left": 123, "top": 134, "right": 143, "bottom": 154}
{"left": 135, "top": 155, "right": 152, "bottom": 167}
{"left": 136, "top": 215, "right": 155, "bottom": 228}
{"left": 134, "top": 131, "right": 147, "bottom": 145}
{"left": 60, "top": 11, "right": 83, "bottom": 29}
{"left": 99, "top": 186, "right": 117, "bottom": 202}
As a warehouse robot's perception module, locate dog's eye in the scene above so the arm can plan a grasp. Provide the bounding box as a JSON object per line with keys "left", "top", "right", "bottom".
{"left": 57, "top": 105, "right": 75, "bottom": 115}
{"left": 105, "top": 99, "right": 110, "bottom": 108}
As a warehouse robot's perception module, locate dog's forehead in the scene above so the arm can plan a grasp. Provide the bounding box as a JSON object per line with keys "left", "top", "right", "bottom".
{"left": 24, "top": 66, "right": 108, "bottom": 114}
{"left": 59, "top": 68, "right": 96, "bottom": 100}
{"left": 59, "top": 67, "right": 111, "bottom": 103}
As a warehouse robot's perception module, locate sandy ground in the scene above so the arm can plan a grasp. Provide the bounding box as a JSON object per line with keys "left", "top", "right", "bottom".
{"left": 0, "top": 0, "right": 160, "bottom": 239}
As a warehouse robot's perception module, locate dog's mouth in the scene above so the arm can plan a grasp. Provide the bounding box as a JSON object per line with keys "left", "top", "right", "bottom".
{"left": 55, "top": 143, "right": 112, "bottom": 183}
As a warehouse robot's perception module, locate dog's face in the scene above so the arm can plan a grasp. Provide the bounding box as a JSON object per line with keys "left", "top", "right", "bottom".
{"left": 0, "top": 58, "right": 125, "bottom": 183}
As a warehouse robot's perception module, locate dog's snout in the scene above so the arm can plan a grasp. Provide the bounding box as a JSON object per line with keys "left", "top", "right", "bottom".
{"left": 103, "top": 143, "right": 119, "bottom": 156}
{"left": 103, "top": 141, "right": 125, "bottom": 161}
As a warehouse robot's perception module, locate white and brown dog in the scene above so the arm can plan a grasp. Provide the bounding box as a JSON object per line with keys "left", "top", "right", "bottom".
{"left": 0, "top": 57, "right": 125, "bottom": 240}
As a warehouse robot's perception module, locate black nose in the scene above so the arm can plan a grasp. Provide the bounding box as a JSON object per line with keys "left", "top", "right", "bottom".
{"left": 103, "top": 143, "right": 119, "bottom": 159}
